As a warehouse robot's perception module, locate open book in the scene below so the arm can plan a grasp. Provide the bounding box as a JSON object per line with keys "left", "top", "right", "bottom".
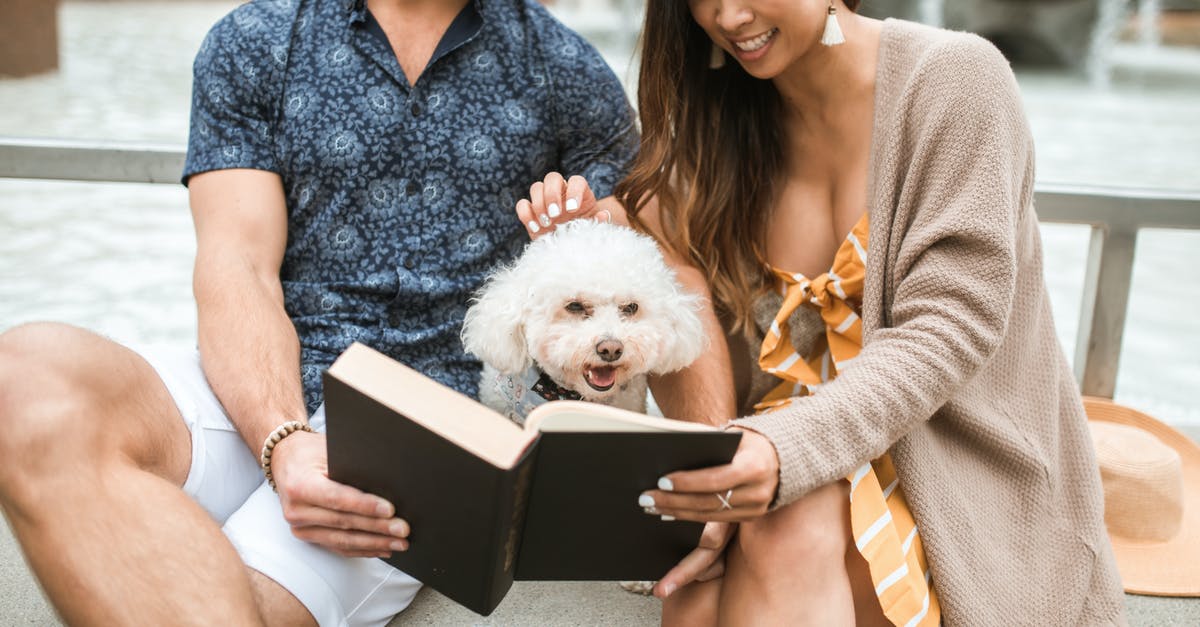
{"left": 323, "top": 342, "right": 741, "bottom": 616}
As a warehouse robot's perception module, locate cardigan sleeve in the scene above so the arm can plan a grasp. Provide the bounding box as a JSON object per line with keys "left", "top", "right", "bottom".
{"left": 733, "top": 35, "right": 1036, "bottom": 507}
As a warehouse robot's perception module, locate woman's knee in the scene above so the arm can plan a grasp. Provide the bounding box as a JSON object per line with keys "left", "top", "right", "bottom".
{"left": 735, "top": 481, "right": 850, "bottom": 569}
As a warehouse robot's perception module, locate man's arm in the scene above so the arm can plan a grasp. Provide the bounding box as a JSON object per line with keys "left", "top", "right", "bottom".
{"left": 190, "top": 169, "right": 302, "bottom": 449}
{"left": 189, "top": 169, "right": 409, "bottom": 558}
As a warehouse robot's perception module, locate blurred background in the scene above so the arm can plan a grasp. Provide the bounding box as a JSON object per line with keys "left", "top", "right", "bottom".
{"left": 0, "top": 0, "right": 1198, "bottom": 425}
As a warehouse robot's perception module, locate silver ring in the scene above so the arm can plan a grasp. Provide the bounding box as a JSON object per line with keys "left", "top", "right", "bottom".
{"left": 716, "top": 489, "right": 733, "bottom": 510}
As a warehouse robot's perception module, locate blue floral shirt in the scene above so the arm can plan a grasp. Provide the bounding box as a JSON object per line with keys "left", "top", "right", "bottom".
{"left": 183, "top": 0, "right": 637, "bottom": 413}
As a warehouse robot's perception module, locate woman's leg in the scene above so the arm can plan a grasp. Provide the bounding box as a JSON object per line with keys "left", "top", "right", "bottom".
{"left": 846, "top": 532, "right": 892, "bottom": 627}
{"left": 662, "top": 578, "right": 721, "bottom": 627}
{"left": 661, "top": 480, "right": 890, "bottom": 625}
{"left": 718, "top": 481, "right": 856, "bottom": 625}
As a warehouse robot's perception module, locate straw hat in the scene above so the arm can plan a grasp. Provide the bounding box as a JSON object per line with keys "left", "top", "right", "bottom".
{"left": 1083, "top": 396, "right": 1200, "bottom": 597}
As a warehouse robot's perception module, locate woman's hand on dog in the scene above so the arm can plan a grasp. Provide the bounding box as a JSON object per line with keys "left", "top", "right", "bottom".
{"left": 271, "top": 430, "right": 412, "bottom": 558}
{"left": 640, "top": 428, "right": 781, "bottom": 522}
{"left": 516, "top": 172, "right": 626, "bottom": 238}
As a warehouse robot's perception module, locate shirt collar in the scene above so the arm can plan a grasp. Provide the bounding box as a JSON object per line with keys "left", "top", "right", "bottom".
{"left": 346, "top": 0, "right": 487, "bottom": 25}
{"left": 349, "top": 0, "right": 486, "bottom": 66}
{"left": 346, "top": 0, "right": 368, "bottom": 25}
{"left": 429, "top": 0, "right": 484, "bottom": 64}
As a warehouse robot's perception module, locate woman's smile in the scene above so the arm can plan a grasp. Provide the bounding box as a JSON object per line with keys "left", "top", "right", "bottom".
{"left": 730, "top": 27, "right": 778, "bottom": 61}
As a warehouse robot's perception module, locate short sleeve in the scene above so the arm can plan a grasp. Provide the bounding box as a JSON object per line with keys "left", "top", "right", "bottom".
{"left": 182, "top": 5, "right": 287, "bottom": 185}
{"left": 540, "top": 29, "right": 638, "bottom": 198}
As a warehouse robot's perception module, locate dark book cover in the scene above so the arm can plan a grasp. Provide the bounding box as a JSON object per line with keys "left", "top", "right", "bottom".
{"left": 515, "top": 431, "right": 741, "bottom": 580}
{"left": 324, "top": 372, "right": 535, "bottom": 615}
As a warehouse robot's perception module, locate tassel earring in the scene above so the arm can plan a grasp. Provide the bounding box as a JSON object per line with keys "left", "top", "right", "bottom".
{"left": 709, "top": 42, "right": 726, "bottom": 69}
{"left": 821, "top": 1, "right": 845, "bottom": 46}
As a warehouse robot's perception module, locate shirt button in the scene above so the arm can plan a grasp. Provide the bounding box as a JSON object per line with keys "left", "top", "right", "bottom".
{"left": 404, "top": 259, "right": 416, "bottom": 270}
{"left": 411, "top": 103, "right": 421, "bottom": 117}
{"left": 406, "top": 181, "right": 419, "bottom": 196}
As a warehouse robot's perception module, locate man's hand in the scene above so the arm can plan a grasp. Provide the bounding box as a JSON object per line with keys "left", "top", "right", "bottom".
{"left": 270, "top": 430, "right": 411, "bottom": 558}
{"left": 653, "top": 521, "right": 735, "bottom": 598}
{"left": 515, "top": 172, "right": 626, "bottom": 238}
{"left": 642, "top": 429, "right": 780, "bottom": 523}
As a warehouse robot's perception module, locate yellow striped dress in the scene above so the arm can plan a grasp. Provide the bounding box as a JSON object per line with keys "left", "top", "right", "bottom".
{"left": 755, "top": 213, "right": 941, "bottom": 626}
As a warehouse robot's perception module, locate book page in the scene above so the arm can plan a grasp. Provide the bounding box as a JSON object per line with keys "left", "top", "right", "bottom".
{"left": 327, "top": 343, "right": 536, "bottom": 469}
{"left": 526, "top": 400, "right": 721, "bottom": 433}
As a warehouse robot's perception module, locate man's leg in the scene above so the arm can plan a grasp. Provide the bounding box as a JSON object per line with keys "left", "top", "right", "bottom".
{"left": 0, "top": 322, "right": 289, "bottom": 626}
{"left": 249, "top": 571, "right": 319, "bottom": 627}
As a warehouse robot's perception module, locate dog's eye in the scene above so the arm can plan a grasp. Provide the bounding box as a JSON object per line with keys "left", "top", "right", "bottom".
{"left": 565, "top": 301, "right": 586, "bottom": 314}
{"left": 620, "top": 303, "right": 639, "bottom": 317}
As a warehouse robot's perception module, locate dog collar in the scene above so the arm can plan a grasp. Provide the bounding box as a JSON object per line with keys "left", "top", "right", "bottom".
{"left": 532, "top": 368, "right": 583, "bottom": 402}
{"left": 490, "top": 367, "right": 583, "bottom": 426}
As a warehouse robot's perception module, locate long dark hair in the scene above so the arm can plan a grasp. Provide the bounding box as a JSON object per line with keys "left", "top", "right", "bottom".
{"left": 615, "top": 0, "right": 860, "bottom": 334}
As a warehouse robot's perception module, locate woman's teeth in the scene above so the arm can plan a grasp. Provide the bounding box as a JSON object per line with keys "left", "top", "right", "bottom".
{"left": 735, "top": 28, "right": 777, "bottom": 52}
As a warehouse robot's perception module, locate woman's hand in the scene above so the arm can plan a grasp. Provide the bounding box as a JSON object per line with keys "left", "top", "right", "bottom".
{"left": 653, "top": 521, "right": 735, "bottom": 598}
{"left": 271, "top": 431, "right": 411, "bottom": 558}
{"left": 642, "top": 428, "right": 780, "bottom": 522}
{"left": 515, "top": 172, "right": 625, "bottom": 238}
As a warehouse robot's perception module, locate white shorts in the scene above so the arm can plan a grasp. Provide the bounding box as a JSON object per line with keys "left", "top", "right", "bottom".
{"left": 135, "top": 345, "right": 421, "bottom": 627}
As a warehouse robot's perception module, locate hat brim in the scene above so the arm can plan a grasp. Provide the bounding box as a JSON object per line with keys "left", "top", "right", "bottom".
{"left": 1084, "top": 397, "right": 1200, "bottom": 597}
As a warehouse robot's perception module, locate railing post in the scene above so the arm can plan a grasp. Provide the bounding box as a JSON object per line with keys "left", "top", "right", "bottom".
{"left": 1074, "top": 224, "right": 1138, "bottom": 398}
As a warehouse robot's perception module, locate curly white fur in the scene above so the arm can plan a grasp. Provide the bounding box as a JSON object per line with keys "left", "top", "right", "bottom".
{"left": 462, "top": 221, "right": 707, "bottom": 415}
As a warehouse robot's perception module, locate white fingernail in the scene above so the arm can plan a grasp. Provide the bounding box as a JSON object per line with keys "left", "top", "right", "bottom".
{"left": 565, "top": 198, "right": 580, "bottom": 212}
{"left": 661, "top": 514, "right": 675, "bottom": 521}
{"left": 548, "top": 202, "right": 561, "bottom": 218}
{"left": 658, "top": 477, "right": 674, "bottom": 491}
{"left": 527, "top": 220, "right": 540, "bottom": 233}
{"left": 638, "top": 494, "right": 655, "bottom": 508}
{"left": 538, "top": 214, "right": 551, "bottom": 227}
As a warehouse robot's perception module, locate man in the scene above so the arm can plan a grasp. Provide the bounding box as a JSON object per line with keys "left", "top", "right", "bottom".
{"left": 0, "top": 0, "right": 635, "bottom": 624}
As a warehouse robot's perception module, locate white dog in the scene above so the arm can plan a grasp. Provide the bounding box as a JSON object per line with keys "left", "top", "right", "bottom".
{"left": 462, "top": 220, "right": 706, "bottom": 422}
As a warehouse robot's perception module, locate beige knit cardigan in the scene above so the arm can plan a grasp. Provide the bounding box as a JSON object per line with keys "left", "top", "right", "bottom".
{"left": 732, "top": 19, "right": 1126, "bottom": 625}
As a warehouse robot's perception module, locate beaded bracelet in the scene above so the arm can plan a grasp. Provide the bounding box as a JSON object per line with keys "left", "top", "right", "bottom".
{"left": 260, "top": 420, "right": 315, "bottom": 491}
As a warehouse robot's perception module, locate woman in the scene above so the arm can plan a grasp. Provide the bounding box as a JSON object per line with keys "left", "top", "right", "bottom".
{"left": 516, "top": 1, "right": 1125, "bottom": 624}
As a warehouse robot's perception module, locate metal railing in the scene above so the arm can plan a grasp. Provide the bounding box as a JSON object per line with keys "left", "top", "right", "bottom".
{"left": 1035, "top": 185, "right": 1200, "bottom": 397}
{"left": 0, "top": 137, "right": 184, "bottom": 185}
{"left": 3, "top": 137, "right": 1199, "bottom": 398}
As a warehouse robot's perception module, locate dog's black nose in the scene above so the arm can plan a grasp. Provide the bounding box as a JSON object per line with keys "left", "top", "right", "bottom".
{"left": 596, "top": 339, "right": 623, "bottom": 362}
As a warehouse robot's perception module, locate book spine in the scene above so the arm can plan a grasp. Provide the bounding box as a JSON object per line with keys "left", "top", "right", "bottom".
{"left": 480, "top": 444, "right": 537, "bottom": 614}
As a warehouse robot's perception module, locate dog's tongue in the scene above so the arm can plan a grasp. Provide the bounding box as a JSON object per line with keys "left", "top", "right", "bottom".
{"left": 586, "top": 366, "right": 617, "bottom": 390}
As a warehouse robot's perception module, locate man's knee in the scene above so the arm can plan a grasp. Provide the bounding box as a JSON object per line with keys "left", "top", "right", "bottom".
{"left": 0, "top": 323, "right": 111, "bottom": 491}
{"left": 0, "top": 322, "right": 98, "bottom": 431}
